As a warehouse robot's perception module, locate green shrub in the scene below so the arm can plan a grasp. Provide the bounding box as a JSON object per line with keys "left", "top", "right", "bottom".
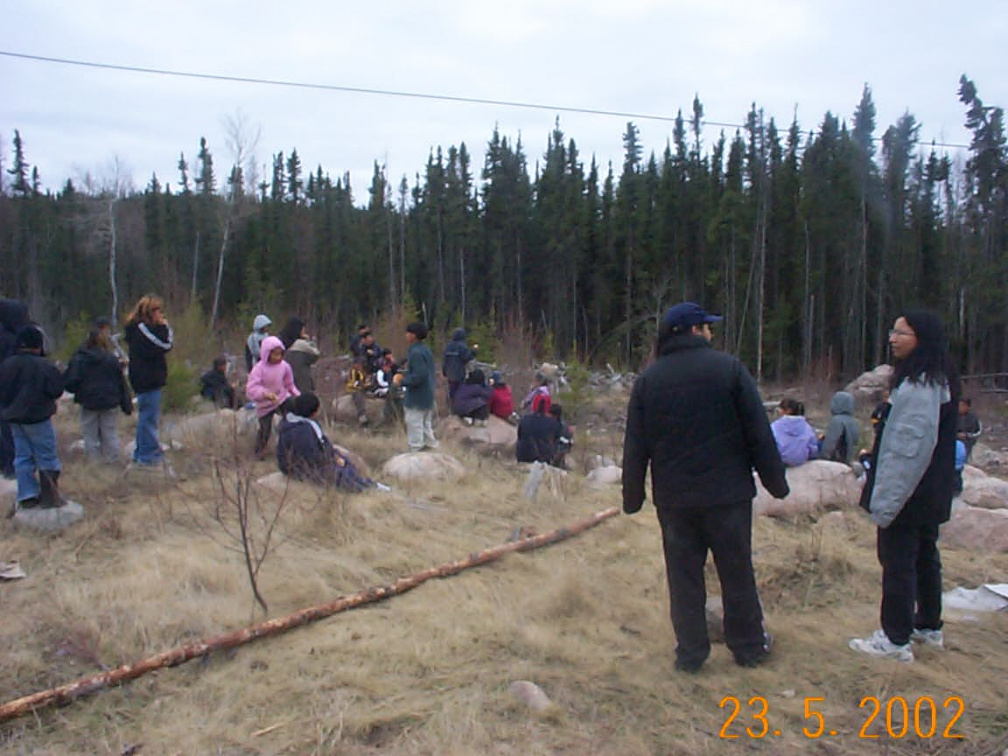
{"left": 162, "top": 360, "right": 199, "bottom": 412}
{"left": 56, "top": 312, "right": 92, "bottom": 364}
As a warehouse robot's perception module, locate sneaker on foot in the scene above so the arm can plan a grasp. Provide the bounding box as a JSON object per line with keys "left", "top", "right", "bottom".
{"left": 735, "top": 633, "right": 774, "bottom": 668}
{"left": 375, "top": 482, "right": 392, "bottom": 492}
{"left": 849, "top": 629, "right": 913, "bottom": 662}
{"left": 911, "top": 628, "right": 944, "bottom": 649}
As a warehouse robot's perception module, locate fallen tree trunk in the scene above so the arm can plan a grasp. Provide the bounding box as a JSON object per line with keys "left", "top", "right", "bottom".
{"left": 0, "top": 506, "right": 620, "bottom": 724}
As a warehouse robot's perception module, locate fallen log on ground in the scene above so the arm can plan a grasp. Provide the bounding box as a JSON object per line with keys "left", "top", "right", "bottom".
{"left": 0, "top": 506, "right": 620, "bottom": 724}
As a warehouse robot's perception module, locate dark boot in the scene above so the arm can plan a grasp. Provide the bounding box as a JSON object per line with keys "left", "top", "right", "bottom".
{"left": 38, "top": 470, "right": 64, "bottom": 509}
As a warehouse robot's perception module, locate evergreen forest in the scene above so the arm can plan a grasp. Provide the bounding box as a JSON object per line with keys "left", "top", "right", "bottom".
{"left": 2, "top": 78, "right": 1007, "bottom": 380}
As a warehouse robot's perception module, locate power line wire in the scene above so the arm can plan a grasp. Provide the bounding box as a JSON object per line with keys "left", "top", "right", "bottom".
{"left": 0, "top": 49, "right": 971, "bottom": 150}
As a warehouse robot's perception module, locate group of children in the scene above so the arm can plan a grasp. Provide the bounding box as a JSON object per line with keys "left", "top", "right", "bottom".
{"left": 772, "top": 388, "right": 981, "bottom": 498}
{"left": 2, "top": 301, "right": 581, "bottom": 510}
{"left": 1, "top": 294, "right": 173, "bottom": 512}
{"left": 770, "top": 390, "right": 861, "bottom": 467}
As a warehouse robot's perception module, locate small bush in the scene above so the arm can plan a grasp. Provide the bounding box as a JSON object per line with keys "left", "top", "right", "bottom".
{"left": 163, "top": 360, "right": 199, "bottom": 412}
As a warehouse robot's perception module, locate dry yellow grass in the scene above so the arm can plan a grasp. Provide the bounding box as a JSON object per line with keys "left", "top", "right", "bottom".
{"left": 1, "top": 399, "right": 1007, "bottom": 756}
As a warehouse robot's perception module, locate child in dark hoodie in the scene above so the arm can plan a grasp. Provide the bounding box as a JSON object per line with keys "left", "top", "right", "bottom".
{"left": 0, "top": 325, "right": 65, "bottom": 508}
{"left": 276, "top": 393, "right": 380, "bottom": 491}
{"left": 818, "top": 390, "right": 860, "bottom": 464}
{"left": 64, "top": 328, "right": 132, "bottom": 464}
{"left": 452, "top": 369, "right": 493, "bottom": 425}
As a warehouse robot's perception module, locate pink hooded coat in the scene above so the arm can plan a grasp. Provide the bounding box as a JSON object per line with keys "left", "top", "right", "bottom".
{"left": 245, "top": 335, "right": 300, "bottom": 417}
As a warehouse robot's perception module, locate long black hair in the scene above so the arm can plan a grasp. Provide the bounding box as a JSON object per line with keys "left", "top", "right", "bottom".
{"left": 278, "top": 317, "right": 306, "bottom": 349}
{"left": 890, "top": 309, "right": 959, "bottom": 397}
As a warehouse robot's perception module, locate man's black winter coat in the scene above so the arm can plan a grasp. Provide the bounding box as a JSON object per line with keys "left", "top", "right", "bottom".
{"left": 622, "top": 333, "right": 788, "bottom": 512}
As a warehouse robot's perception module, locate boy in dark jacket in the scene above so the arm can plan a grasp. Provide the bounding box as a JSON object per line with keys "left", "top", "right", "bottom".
{"left": 200, "top": 356, "right": 237, "bottom": 409}
{"left": 394, "top": 322, "right": 439, "bottom": 452}
{"left": 276, "top": 393, "right": 379, "bottom": 491}
{"left": 516, "top": 404, "right": 560, "bottom": 464}
{"left": 0, "top": 325, "right": 66, "bottom": 508}
{"left": 64, "top": 328, "right": 132, "bottom": 464}
{"left": 442, "top": 327, "right": 475, "bottom": 399}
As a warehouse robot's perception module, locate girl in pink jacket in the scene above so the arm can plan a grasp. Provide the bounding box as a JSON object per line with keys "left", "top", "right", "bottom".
{"left": 246, "top": 335, "right": 300, "bottom": 457}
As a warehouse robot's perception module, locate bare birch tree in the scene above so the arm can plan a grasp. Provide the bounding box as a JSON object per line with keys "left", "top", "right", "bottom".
{"left": 211, "top": 112, "right": 261, "bottom": 328}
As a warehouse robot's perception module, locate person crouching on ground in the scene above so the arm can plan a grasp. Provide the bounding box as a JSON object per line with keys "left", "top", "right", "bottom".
{"left": 771, "top": 398, "right": 819, "bottom": 467}
{"left": 200, "top": 355, "right": 237, "bottom": 409}
{"left": 488, "top": 371, "right": 515, "bottom": 423}
{"left": 516, "top": 402, "right": 559, "bottom": 464}
{"left": 452, "top": 369, "right": 493, "bottom": 426}
{"left": 246, "top": 335, "right": 300, "bottom": 458}
{"left": 0, "top": 325, "right": 66, "bottom": 509}
{"left": 522, "top": 374, "right": 552, "bottom": 415}
{"left": 277, "top": 393, "right": 380, "bottom": 491}
{"left": 64, "top": 328, "right": 133, "bottom": 463}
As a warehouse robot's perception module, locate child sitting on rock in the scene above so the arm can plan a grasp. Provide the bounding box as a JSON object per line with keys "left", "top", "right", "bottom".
{"left": 771, "top": 397, "right": 819, "bottom": 467}
{"left": 452, "top": 369, "right": 493, "bottom": 426}
{"left": 488, "top": 371, "right": 516, "bottom": 423}
{"left": 0, "top": 325, "right": 66, "bottom": 509}
{"left": 276, "top": 393, "right": 382, "bottom": 492}
{"left": 200, "top": 355, "right": 237, "bottom": 409}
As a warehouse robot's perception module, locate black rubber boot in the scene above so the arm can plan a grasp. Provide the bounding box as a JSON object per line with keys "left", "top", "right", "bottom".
{"left": 38, "top": 470, "right": 63, "bottom": 509}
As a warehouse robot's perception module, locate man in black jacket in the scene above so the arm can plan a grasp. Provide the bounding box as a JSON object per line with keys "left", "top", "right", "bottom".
{"left": 622, "top": 302, "right": 789, "bottom": 672}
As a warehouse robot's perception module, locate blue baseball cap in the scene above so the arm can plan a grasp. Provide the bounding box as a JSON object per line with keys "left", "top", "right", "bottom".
{"left": 662, "top": 302, "right": 723, "bottom": 330}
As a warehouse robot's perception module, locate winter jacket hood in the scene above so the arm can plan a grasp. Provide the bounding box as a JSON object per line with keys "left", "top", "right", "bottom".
{"left": 0, "top": 299, "right": 28, "bottom": 334}
{"left": 818, "top": 391, "right": 859, "bottom": 463}
{"left": 829, "top": 391, "right": 855, "bottom": 416}
{"left": 451, "top": 328, "right": 466, "bottom": 341}
{"left": 252, "top": 314, "right": 272, "bottom": 332}
{"left": 259, "top": 335, "right": 285, "bottom": 362}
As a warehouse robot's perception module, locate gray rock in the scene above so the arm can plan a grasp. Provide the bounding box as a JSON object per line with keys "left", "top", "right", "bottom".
{"left": 508, "top": 680, "right": 553, "bottom": 712}
{"left": 382, "top": 452, "right": 465, "bottom": 481}
{"left": 13, "top": 500, "right": 85, "bottom": 531}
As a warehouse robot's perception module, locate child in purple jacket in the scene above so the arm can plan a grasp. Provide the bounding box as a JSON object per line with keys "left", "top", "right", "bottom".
{"left": 770, "top": 398, "right": 819, "bottom": 467}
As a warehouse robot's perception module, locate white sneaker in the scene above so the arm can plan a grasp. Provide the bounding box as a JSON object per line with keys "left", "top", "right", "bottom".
{"left": 849, "top": 630, "right": 913, "bottom": 662}
{"left": 911, "top": 628, "right": 944, "bottom": 649}
{"left": 375, "top": 482, "right": 392, "bottom": 492}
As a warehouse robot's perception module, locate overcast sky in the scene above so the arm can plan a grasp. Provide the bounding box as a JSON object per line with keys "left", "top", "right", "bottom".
{"left": 3, "top": 0, "right": 1006, "bottom": 200}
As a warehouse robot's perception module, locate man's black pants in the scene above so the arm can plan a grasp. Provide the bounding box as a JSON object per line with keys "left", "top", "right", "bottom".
{"left": 877, "top": 522, "right": 943, "bottom": 646}
{"left": 656, "top": 501, "right": 766, "bottom": 667}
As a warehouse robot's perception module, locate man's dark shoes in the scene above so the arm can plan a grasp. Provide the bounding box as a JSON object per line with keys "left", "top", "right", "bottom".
{"left": 17, "top": 497, "right": 41, "bottom": 509}
{"left": 735, "top": 633, "right": 773, "bottom": 668}
{"left": 674, "top": 658, "right": 704, "bottom": 674}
